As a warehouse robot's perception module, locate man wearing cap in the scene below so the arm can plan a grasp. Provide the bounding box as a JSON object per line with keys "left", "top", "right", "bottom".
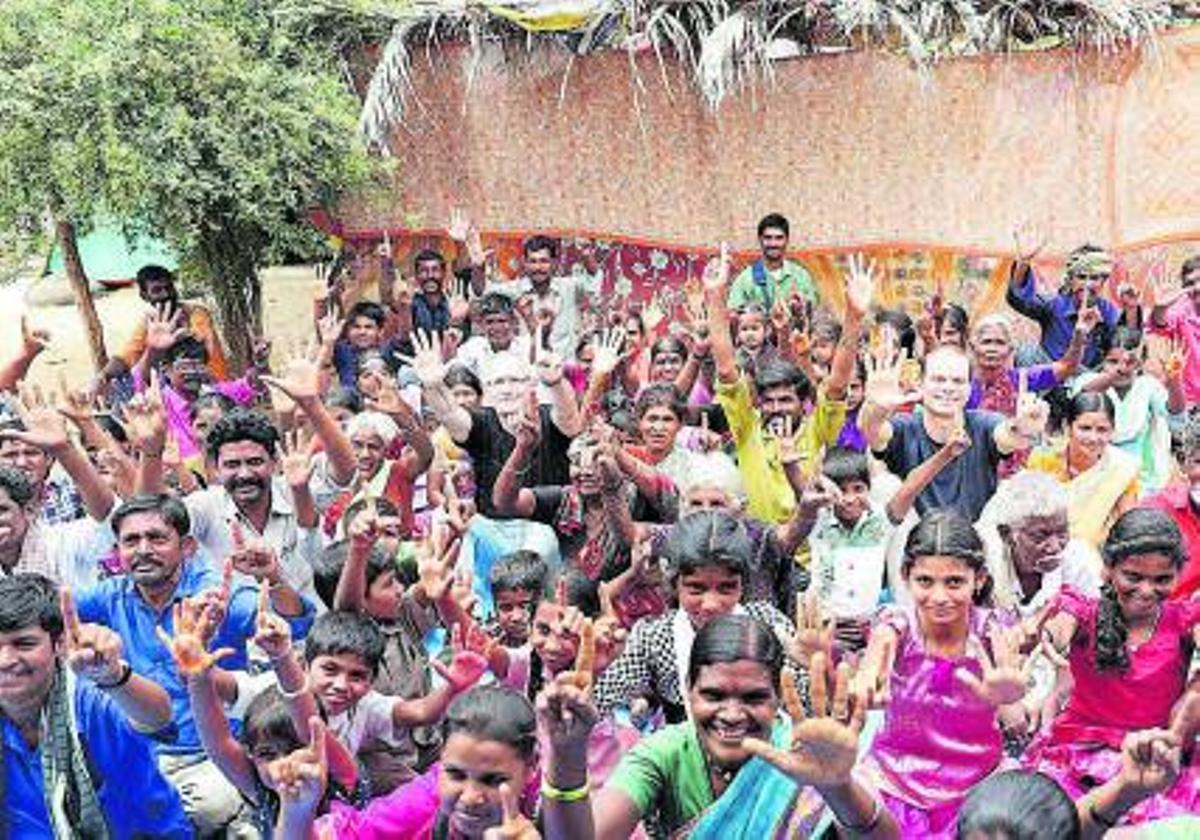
{"left": 1006, "top": 243, "right": 1120, "bottom": 368}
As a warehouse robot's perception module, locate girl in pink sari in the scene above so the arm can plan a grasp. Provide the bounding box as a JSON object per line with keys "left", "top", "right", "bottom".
{"left": 1025, "top": 507, "right": 1200, "bottom": 825}
{"left": 852, "top": 510, "right": 1028, "bottom": 838}
{"left": 275, "top": 686, "right": 542, "bottom": 839}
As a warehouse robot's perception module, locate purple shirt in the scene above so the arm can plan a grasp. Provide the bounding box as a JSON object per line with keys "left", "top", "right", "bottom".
{"left": 967, "top": 364, "right": 1059, "bottom": 414}
{"left": 134, "top": 370, "right": 256, "bottom": 460}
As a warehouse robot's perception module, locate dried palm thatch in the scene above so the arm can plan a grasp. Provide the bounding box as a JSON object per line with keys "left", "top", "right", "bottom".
{"left": 279, "top": 0, "right": 1189, "bottom": 139}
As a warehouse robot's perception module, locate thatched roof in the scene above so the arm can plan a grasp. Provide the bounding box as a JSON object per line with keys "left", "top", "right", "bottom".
{"left": 283, "top": 1, "right": 1199, "bottom": 149}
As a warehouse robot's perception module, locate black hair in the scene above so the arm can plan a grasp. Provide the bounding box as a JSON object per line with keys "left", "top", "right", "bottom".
{"left": 324, "top": 386, "right": 363, "bottom": 415}
{"left": 822, "top": 447, "right": 871, "bottom": 487}
{"left": 875, "top": 309, "right": 917, "bottom": 355}
{"left": 1095, "top": 508, "right": 1186, "bottom": 673}
{"left": 162, "top": 335, "right": 209, "bottom": 367}
{"left": 413, "top": 248, "right": 446, "bottom": 271}
{"left": 304, "top": 611, "right": 385, "bottom": 677}
{"left": 312, "top": 540, "right": 399, "bottom": 613}
{"left": 650, "top": 335, "right": 688, "bottom": 362}
{"left": 1181, "top": 255, "right": 1200, "bottom": 284}
{"left": 490, "top": 551, "right": 549, "bottom": 598}
{"left": 111, "top": 494, "right": 191, "bottom": 538}
{"left": 562, "top": 569, "right": 601, "bottom": 618}
{"left": 753, "top": 359, "right": 811, "bottom": 403}
{"left": 0, "top": 464, "right": 35, "bottom": 507}
{"left": 522, "top": 235, "right": 558, "bottom": 261}
{"left": 1065, "top": 391, "right": 1116, "bottom": 426}
{"left": 205, "top": 408, "right": 280, "bottom": 463}
{"left": 1174, "top": 411, "right": 1200, "bottom": 463}
{"left": 810, "top": 313, "right": 842, "bottom": 344}
{"left": 941, "top": 304, "right": 969, "bottom": 341}
{"left": 347, "top": 300, "right": 387, "bottom": 329}
{"left": 736, "top": 303, "right": 769, "bottom": 322}
{"left": 95, "top": 414, "right": 128, "bottom": 445}
{"left": 902, "top": 509, "right": 991, "bottom": 605}
{"left": 635, "top": 383, "right": 686, "bottom": 422}
{"left": 478, "top": 292, "right": 514, "bottom": 317}
{"left": 757, "top": 213, "right": 789, "bottom": 239}
{"left": 242, "top": 685, "right": 304, "bottom": 754}
{"left": 664, "top": 510, "right": 753, "bottom": 584}
{"left": 443, "top": 685, "right": 538, "bottom": 761}
{"left": 135, "top": 264, "right": 174, "bottom": 289}
{"left": 956, "top": 770, "right": 1079, "bottom": 840}
{"left": 687, "top": 613, "right": 784, "bottom": 692}
{"left": 443, "top": 365, "right": 483, "bottom": 396}
{"left": 0, "top": 573, "right": 63, "bottom": 641}
{"left": 1109, "top": 326, "right": 1143, "bottom": 353}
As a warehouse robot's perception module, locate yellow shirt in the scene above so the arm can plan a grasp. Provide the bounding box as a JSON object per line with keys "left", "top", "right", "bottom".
{"left": 716, "top": 376, "right": 846, "bottom": 524}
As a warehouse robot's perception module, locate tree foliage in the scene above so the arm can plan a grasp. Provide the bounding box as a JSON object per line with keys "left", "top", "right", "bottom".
{"left": 0, "top": 0, "right": 382, "bottom": 364}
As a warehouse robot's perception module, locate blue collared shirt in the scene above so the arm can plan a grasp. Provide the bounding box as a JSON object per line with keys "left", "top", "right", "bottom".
{"left": 1006, "top": 265, "right": 1118, "bottom": 367}
{"left": 2, "top": 679, "right": 192, "bottom": 839}
{"left": 74, "top": 559, "right": 316, "bottom": 756}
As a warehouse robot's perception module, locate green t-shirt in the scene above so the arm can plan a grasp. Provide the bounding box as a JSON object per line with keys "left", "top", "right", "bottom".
{"left": 606, "top": 722, "right": 714, "bottom": 834}
{"left": 728, "top": 259, "right": 817, "bottom": 310}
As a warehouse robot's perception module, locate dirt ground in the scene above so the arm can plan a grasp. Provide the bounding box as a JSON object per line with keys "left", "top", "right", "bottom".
{"left": 2, "top": 266, "right": 319, "bottom": 390}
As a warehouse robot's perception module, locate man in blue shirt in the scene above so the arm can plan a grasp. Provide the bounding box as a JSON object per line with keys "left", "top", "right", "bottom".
{"left": 1006, "top": 242, "right": 1119, "bottom": 368}
{"left": 74, "top": 494, "right": 317, "bottom": 835}
{"left": 0, "top": 573, "right": 191, "bottom": 838}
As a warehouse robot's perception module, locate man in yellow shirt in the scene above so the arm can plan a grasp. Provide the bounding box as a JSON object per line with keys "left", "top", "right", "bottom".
{"left": 704, "top": 248, "right": 872, "bottom": 524}
{"left": 96, "top": 265, "right": 229, "bottom": 389}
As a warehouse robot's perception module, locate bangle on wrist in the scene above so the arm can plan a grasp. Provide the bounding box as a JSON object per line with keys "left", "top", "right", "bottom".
{"left": 96, "top": 661, "right": 133, "bottom": 691}
{"left": 834, "top": 792, "right": 884, "bottom": 835}
{"left": 541, "top": 780, "right": 591, "bottom": 802}
{"left": 1088, "top": 800, "right": 1119, "bottom": 829}
{"left": 278, "top": 675, "right": 310, "bottom": 700}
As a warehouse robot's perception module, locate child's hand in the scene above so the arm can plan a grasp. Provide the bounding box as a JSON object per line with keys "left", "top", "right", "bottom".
{"left": 348, "top": 498, "right": 384, "bottom": 549}
{"left": 483, "top": 783, "right": 541, "bottom": 840}
{"left": 433, "top": 623, "right": 488, "bottom": 692}
{"left": 796, "top": 475, "right": 841, "bottom": 520}
{"left": 955, "top": 626, "right": 1030, "bottom": 708}
{"left": 535, "top": 671, "right": 599, "bottom": 755}
{"left": 253, "top": 586, "right": 293, "bottom": 662}
{"left": 268, "top": 717, "right": 329, "bottom": 809}
{"left": 157, "top": 598, "right": 236, "bottom": 676}
{"left": 790, "top": 590, "right": 834, "bottom": 668}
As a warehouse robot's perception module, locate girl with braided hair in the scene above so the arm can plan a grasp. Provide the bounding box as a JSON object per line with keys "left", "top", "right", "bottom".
{"left": 1024, "top": 507, "right": 1200, "bottom": 825}
{"left": 851, "top": 509, "right": 1028, "bottom": 839}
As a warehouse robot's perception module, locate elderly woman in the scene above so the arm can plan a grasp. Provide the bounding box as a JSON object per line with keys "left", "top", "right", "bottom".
{"left": 322, "top": 409, "right": 434, "bottom": 539}
{"left": 968, "top": 313, "right": 1085, "bottom": 416}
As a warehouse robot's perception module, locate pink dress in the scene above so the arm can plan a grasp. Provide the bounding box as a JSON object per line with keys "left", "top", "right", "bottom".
{"left": 856, "top": 605, "right": 1014, "bottom": 839}
{"left": 1023, "top": 586, "right": 1200, "bottom": 823}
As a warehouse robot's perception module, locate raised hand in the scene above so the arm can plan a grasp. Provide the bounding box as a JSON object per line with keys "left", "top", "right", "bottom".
{"left": 955, "top": 626, "right": 1030, "bottom": 708}
{"left": 261, "top": 341, "right": 322, "bottom": 405}
{"left": 1160, "top": 336, "right": 1186, "bottom": 381}
{"left": 1076, "top": 298, "right": 1102, "bottom": 335}
{"left": 534, "top": 332, "right": 565, "bottom": 386}
{"left": 61, "top": 589, "right": 128, "bottom": 685}
{"left": 21, "top": 314, "right": 50, "bottom": 356}
{"left": 157, "top": 597, "right": 236, "bottom": 676}
{"left": 431, "top": 623, "right": 488, "bottom": 692}
{"left": 416, "top": 535, "right": 456, "bottom": 602}
{"left": 590, "top": 329, "right": 626, "bottom": 377}
{"left": 701, "top": 243, "right": 731, "bottom": 294}
{"left": 253, "top": 585, "right": 293, "bottom": 662}
{"left": 536, "top": 669, "right": 600, "bottom": 755}
{"left": 447, "top": 207, "right": 471, "bottom": 243}
{"left": 742, "top": 653, "right": 863, "bottom": 788}
{"left": 863, "top": 350, "right": 921, "bottom": 414}
{"left": 850, "top": 629, "right": 897, "bottom": 709}
{"left": 1012, "top": 369, "right": 1050, "bottom": 441}
{"left": 316, "top": 310, "right": 344, "bottom": 347}
{"left": 124, "top": 374, "right": 168, "bottom": 456}
{"left": 229, "top": 520, "right": 283, "bottom": 585}
{"left": 395, "top": 330, "right": 447, "bottom": 388}
{"left": 843, "top": 253, "right": 876, "bottom": 320}
{"left": 145, "top": 304, "right": 190, "bottom": 353}
{"left": 482, "top": 783, "right": 541, "bottom": 840}
{"left": 942, "top": 423, "right": 972, "bottom": 459}
{"left": 1118, "top": 729, "right": 1181, "bottom": 799}
{"left": 268, "top": 717, "right": 329, "bottom": 808}
{"left": 1012, "top": 222, "right": 1047, "bottom": 265}
{"left": 790, "top": 590, "right": 834, "bottom": 668}
{"left": 513, "top": 392, "right": 541, "bottom": 451}
{"left": 279, "top": 428, "right": 315, "bottom": 490}
{"left": 0, "top": 382, "right": 71, "bottom": 453}
{"left": 795, "top": 475, "right": 842, "bottom": 520}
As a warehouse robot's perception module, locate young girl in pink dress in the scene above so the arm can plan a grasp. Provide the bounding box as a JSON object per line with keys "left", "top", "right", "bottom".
{"left": 852, "top": 509, "right": 1028, "bottom": 838}
{"left": 1025, "top": 507, "right": 1200, "bottom": 825}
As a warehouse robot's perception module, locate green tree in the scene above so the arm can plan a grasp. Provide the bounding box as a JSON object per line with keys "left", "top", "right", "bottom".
{"left": 0, "top": 0, "right": 380, "bottom": 372}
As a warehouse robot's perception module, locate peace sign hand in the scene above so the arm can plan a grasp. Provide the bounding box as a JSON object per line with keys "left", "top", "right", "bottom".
{"left": 268, "top": 717, "right": 330, "bottom": 808}
{"left": 1012, "top": 369, "right": 1050, "bottom": 441}
{"left": 483, "top": 783, "right": 541, "bottom": 840}
{"left": 701, "top": 244, "right": 731, "bottom": 294}
{"left": 955, "top": 626, "right": 1030, "bottom": 708}
{"left": 742, "top": 653, "right": 864, "bottom": 788}
{"left": 61, "top": 590, "right": 128, "bottom": 685}
{"left": 253, "top": 585, "right": 293, "bottom": 662}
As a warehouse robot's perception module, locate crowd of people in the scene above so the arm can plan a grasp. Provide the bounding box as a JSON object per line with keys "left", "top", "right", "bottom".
{"left": 1, "top": 212, "right": 1198, "bottom": 839}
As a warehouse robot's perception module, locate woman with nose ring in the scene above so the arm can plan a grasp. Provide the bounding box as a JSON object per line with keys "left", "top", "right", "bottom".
{"left": 1027, "top": 392, "right": 1140, "bottom": 567}
{"left": 1025, "top": 508, "right": 1200, "bottom": 826}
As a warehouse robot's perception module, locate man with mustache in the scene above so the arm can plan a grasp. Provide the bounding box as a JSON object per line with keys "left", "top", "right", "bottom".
{"left": 704, "top": 249, "right": 870, "bottom": 524}
{"left": 725, "top": 213, "right": 818, "bottom": 311}
{"left": 72, "top": 493, "right": 315, "bottom": 835}
{"left": 138, "top": 351, "right": 356, "bottom": 602}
